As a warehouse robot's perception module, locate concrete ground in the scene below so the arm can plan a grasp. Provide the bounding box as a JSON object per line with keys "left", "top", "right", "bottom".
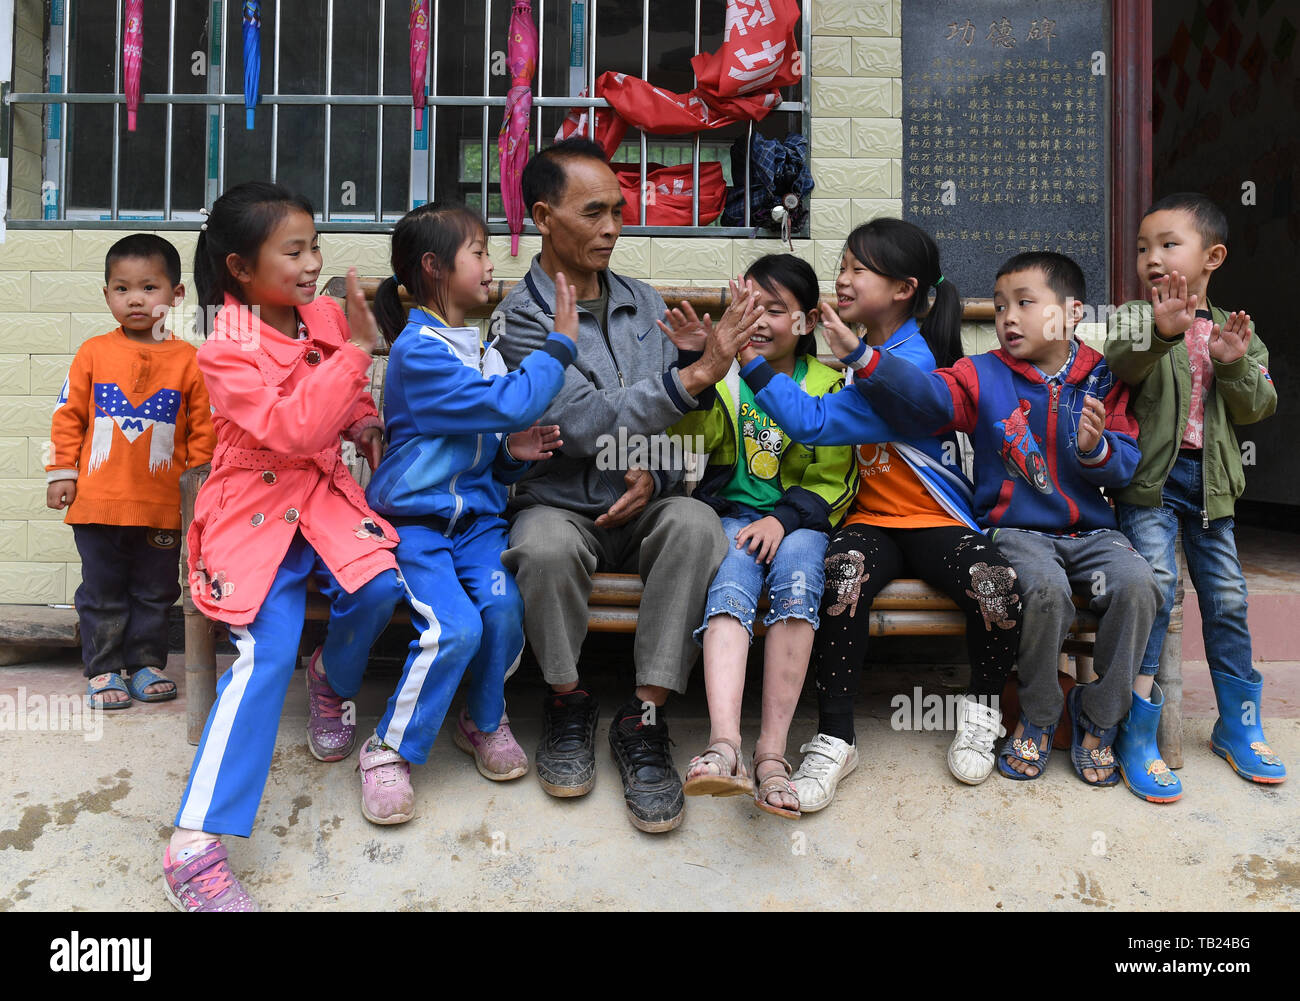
{"left": 1, "top": 646, "right": 1296, "bottom": 912}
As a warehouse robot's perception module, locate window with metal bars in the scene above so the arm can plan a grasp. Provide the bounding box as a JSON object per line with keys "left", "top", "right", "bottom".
{"left": 6, "top": 0, "right": 809, "bottom": 234}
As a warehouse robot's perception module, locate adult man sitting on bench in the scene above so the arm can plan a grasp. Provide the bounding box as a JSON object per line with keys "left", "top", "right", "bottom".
{"left": 495, "top": 138, "right": 759, "bottom": 832}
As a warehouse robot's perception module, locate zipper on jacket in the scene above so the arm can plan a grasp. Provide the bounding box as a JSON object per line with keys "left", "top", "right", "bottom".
{"left": 1050, "top": 382, "right": 1059, "bottom": 412}
{"left": 586, "top": 304, "right": 625, "bottom": 387}
{"left": 446, "top": 433, "right": 483, "bottom": 536}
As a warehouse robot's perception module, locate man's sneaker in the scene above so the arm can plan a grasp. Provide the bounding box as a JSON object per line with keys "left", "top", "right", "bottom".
{"left": 608, "top": 702, "right": 684, "bottom": 833}
{"left": 791, "top": 733, "right": 858, "bottom": 813}
{"left": 536, "top": 689, "right": 599, "bottom": 797}
{"left": 453, "top": 708, "right": 529, "bottom": 781}
{"left": 163, "top": 840, "right": 258, "bottom": 912}
{"left": 306, "top": 646, "right": 356, "bottom": 762}
{"left": 358, "top": 734, "right": 415, "bottom": 825}
{"left": 948, "top": 694, "right": 1006, "bottom": 785}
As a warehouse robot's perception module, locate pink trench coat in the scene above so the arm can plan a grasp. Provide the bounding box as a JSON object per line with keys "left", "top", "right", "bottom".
{"left": 187, "top": 294, "right": 399, "bottom": 626}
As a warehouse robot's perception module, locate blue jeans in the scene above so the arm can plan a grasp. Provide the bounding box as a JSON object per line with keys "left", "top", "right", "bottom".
{"left": 1116, "top": 451, "right": 1252, "bottom": 679}
{"left": 694, "top": 511, "right": 827, "bottom": 644}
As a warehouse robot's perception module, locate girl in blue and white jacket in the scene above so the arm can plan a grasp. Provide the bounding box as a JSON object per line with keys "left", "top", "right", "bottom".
{"left": 360, "top": 204, "right": 579, "bottom": 825}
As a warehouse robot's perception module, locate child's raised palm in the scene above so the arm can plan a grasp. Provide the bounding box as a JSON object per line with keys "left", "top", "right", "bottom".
{"left": 819, "top": 300, "right": 861, "bottom": 358}
{"left": 340, "top": 267, "right": 382, "bottom": 354}
{"left": 553, "top": 271, "right": 580, "bottom": 342}
{"left": 1208, "top": 310, "right": 1252, "bottom": 364}
{"left": 657, "top": 301, "right": 712, "bottom": 353}
{"left": 507, "top": 423, "right": 562, "bottom": 462}
{"left": 1151, "top": 271, "right": 1198, "bottom": 339}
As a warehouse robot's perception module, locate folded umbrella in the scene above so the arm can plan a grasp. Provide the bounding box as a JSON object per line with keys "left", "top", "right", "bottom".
{"left": 498, "top": 1, "right": 538, "bottom": 255}
{"left": 124, "top": 0, "right": 143, "bottom": 131}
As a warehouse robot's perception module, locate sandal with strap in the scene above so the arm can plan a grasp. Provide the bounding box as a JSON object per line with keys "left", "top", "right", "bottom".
{"left": 85, "top": 672, "right": 131, "bottom": 710}
{"left": 126, "top": 666, "right": 177, "bottom": 703}
{"left": 683, "top": 737, "right": 752, "bottom": 797}
{"left": 996, "top": 711, "right": 1056, "bottom": 781}
{"left": 1067, "top": 684, "right": 1120, "bottom": 787}
{"left": 752, "top": 751, "right": 800, "bottom": 819}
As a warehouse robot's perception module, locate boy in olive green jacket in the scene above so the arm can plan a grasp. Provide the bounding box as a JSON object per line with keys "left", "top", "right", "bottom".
{"left": 1105, "top": 193, "right": 1283, "bottom": 801}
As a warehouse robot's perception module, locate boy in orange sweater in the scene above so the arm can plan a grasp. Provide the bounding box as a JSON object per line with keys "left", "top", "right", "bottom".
{"left": 46, "top": 234, "right": 215, "bottom": 708}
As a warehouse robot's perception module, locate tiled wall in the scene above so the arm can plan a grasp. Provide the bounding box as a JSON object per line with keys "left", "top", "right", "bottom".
{"left": 1, "top": 0, "right": 998, "bottom": 601}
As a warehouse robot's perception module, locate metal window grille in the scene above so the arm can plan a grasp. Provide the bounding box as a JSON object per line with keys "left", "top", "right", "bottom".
{"left": 6, "top": 1, "right": 810, "bottom": 234}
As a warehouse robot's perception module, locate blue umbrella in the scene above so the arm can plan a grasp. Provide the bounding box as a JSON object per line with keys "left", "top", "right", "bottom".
{"left": 242, "top": 1, "right": 261, "bottom": 129}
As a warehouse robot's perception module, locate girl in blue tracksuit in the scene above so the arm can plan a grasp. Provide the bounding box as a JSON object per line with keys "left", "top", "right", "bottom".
{"left": 359, "top": 204, "right": 579, "bottom": 824}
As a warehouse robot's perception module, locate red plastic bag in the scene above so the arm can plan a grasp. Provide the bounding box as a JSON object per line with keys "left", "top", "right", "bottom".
{"left": 611, "top": 161, "right": 726, "bottom": 226}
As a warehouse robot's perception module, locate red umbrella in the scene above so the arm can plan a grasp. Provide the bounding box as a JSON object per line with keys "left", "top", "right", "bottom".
{"left": 123, "top": 0, "right": 143, "bottom": 131}
{"left": 410, "top": 1, "right": 431, "bottom": 131}
{"left": 498, "top": 1, "right": 537, "bottom": 255}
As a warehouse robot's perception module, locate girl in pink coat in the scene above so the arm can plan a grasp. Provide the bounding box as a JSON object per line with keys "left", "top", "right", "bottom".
{"left": 164, "top": 182, "right": 404, "bottom": 912}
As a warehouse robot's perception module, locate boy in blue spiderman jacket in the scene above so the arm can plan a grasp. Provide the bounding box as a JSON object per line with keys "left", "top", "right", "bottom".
{"left": 826, "top": 251, "right": 1161, "bottom": 789}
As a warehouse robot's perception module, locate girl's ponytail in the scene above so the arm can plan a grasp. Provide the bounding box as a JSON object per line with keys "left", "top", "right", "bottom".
{"left": 192, "top": 181, "right": 315, "bottom": 336}
{"left": 373, "top": 276, "right": 407, "bottom": 347}
{"left": 192, "top": 227, "right": 219, "bottom": 336}
{"left": 921, "top": 274, "right": 963, "bottom": 369}
{"left": 844, "top": 218, "right": 964, "bottom": 369}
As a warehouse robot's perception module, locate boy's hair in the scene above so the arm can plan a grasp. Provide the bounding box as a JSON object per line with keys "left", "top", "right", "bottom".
{"left": 996, "top": 251, "right": 1086, "bottom": 304}
{"left": 374, "top": 202, "right": 489, "bottom": 345}
{"left": 744, "top": 253, "right": 820, "bottom": 357}
{"left": 521, "top": 138, "right": 609, "bottom": 216}
{"left": 193, "top": 181, "right": 315, "bottom": 334}
{"left": 105, "top": 233, "right": 182, "bottom": 287}
{"left": 1144, "top": 192, "right": 1228, "bottom": 248}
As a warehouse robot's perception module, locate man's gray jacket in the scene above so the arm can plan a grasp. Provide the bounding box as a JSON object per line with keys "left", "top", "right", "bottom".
{"left": 493, "top": 256, "right": 708, "bottom": 518}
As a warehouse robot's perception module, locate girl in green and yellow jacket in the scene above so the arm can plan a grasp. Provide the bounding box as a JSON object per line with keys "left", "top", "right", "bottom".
{"left": 660, "top": 255, "right": 856, "bottom": 817}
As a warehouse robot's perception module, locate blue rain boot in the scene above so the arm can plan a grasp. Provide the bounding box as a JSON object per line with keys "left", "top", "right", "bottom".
{"left": 1115, "top": 682, "right": 1182, "bottom": 803}
{"left": 1210, "top": 668, "right": 1287, "bottom": 784}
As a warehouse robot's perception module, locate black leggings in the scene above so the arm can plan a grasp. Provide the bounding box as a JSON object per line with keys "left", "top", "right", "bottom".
{"left": 814, "top": 523, "right": 1022, "bottom": 714}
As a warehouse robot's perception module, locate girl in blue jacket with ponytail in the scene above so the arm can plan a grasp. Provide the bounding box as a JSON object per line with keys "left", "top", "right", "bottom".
{"left": 360, "top": 204, "right": 580, "bottom": 825}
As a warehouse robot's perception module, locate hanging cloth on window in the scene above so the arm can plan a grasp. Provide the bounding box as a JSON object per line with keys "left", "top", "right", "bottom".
{"left": 721, "top": 132, "right": 814, "bottom": 239}
{"left": 555, "top": 0, "right": 802, "bottom": 159}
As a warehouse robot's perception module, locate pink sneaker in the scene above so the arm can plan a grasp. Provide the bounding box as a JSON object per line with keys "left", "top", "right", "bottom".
{"left": 453, "top": 708, "right": 529, "bottom": 781}
{"left": 358, "top": 734, "right": 414, "bottom": 825}
{"left": 163, "top": 841, "right": 258, "bottom": 912}
{"left": 306, "top": 646, "right": 356, "bottom": 762}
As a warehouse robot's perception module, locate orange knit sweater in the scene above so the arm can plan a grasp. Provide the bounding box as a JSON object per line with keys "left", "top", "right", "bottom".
{"left": 46, "top": 328, "right": 215, "bottom": 528}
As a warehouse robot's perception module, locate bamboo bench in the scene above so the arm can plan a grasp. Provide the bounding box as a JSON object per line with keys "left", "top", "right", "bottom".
{"left": 179, "top": 278, "right": 1186, "bottom": 768}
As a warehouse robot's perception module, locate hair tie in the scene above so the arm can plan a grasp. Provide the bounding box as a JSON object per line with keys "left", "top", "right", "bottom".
{"left": 934, "top": 275, "right": 945, "bottom": 286}
{"left": 391, "top": 274, "right": 402, "bottom": 288}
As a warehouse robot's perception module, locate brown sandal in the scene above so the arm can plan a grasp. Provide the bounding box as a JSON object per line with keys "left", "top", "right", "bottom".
{"left": 752, "top": 751, "right": 801, "bottom": 819}
{"left": 683, "top": 738, "right": 752, "bottom": 797}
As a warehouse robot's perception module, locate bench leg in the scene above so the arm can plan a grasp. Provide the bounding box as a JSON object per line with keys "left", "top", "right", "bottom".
{"left": 184, "top": 600, "right": 218, "bottom": 746}
{"left": 1075, "top": 640, "right": 1097, "bottom": 683}
{"left": 1155, "top": 532, "right": 1186, "bottom": 769}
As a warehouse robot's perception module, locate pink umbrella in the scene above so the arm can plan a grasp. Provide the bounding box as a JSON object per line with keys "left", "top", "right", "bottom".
{"left": 410, "top": 1, "right": 431, "bottom": 131}
{"left": 123, "top": 0, "right": 144, "bottom": 131}
{"left": 498, "top": 1, "right": 537, "bottom": 255}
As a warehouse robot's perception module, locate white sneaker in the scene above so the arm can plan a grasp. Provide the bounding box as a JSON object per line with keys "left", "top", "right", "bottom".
{"left": 791, "top": 733, "right": 859, "bottom": 813}
{"left": 948, "top": 695, "right": 1006, "bottom": 785}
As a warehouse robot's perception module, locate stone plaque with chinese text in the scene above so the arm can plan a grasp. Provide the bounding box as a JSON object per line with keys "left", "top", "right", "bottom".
{"left": 902, "top": 2, "right": 1109, "bottom": 305}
